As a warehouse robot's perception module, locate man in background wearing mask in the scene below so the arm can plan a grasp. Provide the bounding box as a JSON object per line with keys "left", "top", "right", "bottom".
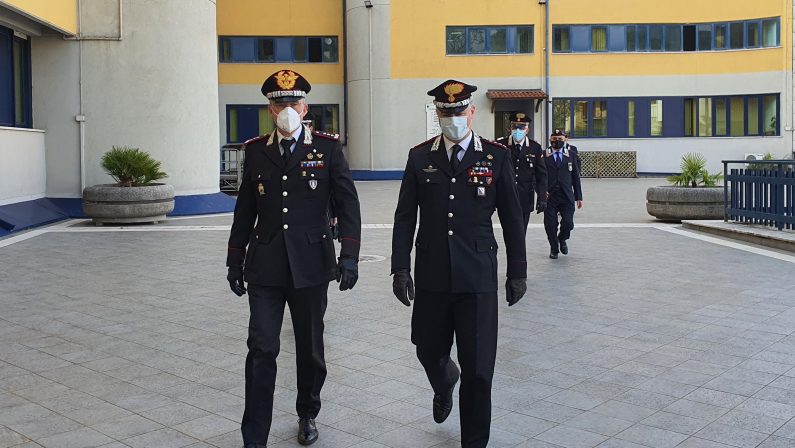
{"left": 544, "top": 129, "right": 583, "bottom": 259}
{"left": 391, "top": 80, "right": 528, "bottom": 448}
{"left": 226, "top": 70, "right": 361, "bottom": 447}
{"left": 496, "top": 112, "right": 548, "bottom": 232}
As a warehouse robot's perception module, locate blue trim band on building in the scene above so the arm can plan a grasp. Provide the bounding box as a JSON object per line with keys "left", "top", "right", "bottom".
{"left": 0, "top": 192, "right": 237, "bottom": 237}
{"left": 351, "top": 170, "right": 404, "bottom": 180}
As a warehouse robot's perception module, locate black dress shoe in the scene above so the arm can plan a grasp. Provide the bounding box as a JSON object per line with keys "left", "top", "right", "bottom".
{"left": 297, "top": 417, "right": 318, "bottom": 445}
{"left": 549, "top": 251, "right": 559, "bottom": 259}
{"left": 559, "top": 241, "right": 568, "bottom": 255}
{"left": 433, "top": 365, "right": 460, "bottom": 423}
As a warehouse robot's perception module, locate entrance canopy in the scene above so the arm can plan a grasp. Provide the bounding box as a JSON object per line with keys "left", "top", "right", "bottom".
{"left": 486, "top": 89, "right": 547, "bottom": 112}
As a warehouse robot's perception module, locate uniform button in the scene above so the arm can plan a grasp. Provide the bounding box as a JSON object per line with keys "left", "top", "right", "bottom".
{"left": 516, "top": 174, "right": 519, "bottom": 177}
{"left": 448, "top": 212, "right": 453, "bottom": 218}
{"left": 282, "top": 175, "right": 288, "bottom": 180}
{"left": 283, "top": 224, "right": 289, "bottom": 230}
{"left": 426, "top": 179, "right": 430, "bottom": 183}
{"left": 451, "top": 178, "right": 457, "bottom": 183}
{"left": 449, "top": 194, "right": 455, "bottom": 200}
{"left": 322, "top": 234, "right": 327, "bottom": 239}
{"left": 255, "top": 235, "right": 259, "bottom": 239}
{"left": 448, "top": 230, "right": 453, "bottom": 236}
{"left": 311, "top": 174, "right": 315, "bottom": 178}
{"left": 282, "top": 208, "right": 288, "bottom": 213}
{"left": 282, "top": 191, "right": 288, "bottom": 197}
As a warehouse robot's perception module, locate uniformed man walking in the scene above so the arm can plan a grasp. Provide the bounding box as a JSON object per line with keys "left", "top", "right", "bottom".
{"left": 226, "top": 70, "right": 361, "bottom": 447}
{"left": 391, "top": 80, "right": 528, "bottom": 448}
{"left": 544, "top": 129, "right": 583, "bottom": 259}
{"left": 496, "top": 112, "right": 548, "bottom": 232}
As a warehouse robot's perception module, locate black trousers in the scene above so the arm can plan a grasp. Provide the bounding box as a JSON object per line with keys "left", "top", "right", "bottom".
{"left": 241, "top": 282, "right": 328, "bottom": 445}
{"left": 522, "top": 208, "right": 532, "bottom": 233}
{"left": 544, "top": 195, "right": 575, "bottom": 252}
{"left": 412, "top": 289, "right": 498, "bottom": 448}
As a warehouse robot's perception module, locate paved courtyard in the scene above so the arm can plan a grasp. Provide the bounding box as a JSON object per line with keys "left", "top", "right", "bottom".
{"left": 2, "top": 179, "right": 795, "bottom": 448}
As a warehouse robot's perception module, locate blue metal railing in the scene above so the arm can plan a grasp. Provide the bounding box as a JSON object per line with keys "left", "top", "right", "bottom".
{"left": 723, "top": 160, "right": 795, "bottom": 231}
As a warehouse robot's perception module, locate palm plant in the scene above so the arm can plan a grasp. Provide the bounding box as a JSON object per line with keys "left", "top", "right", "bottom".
{"left": 667, "top": 152, "right": 722, "bottom": 187}
{"left": 101, "top": 146, "right": 167, "bottom": 187}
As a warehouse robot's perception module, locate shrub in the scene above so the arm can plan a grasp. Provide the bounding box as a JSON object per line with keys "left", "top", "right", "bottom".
{"left": 101, "top": 146, "right": 167, "bottom": 187}
{"left": 667, "top": 152, "right": 722, "bottom": 187}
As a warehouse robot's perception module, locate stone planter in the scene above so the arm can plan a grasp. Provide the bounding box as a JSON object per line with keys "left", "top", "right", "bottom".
{"left": 83, "top": 184, "right": 175, "bottom": 224}
{"left": 646, "top": 186, "right": 724, "bottom": 221}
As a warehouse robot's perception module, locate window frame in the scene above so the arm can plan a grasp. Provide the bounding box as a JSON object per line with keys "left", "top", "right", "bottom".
{"left": 1, "top": 27, "right": 32, "bottom": 128}
{"left": 552, "top": 25, "right": 572, "bottom": 53}
{"left": 217, "top": 35, "right": 339, "bottom": 63}
{"left": 590, "top": 25, "right": 608, "bottom": 52}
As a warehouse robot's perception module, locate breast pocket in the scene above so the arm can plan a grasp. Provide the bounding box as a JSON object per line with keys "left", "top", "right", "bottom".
{"left": 302, "top": 169, "right": 329, "bottom": 197}
{"left": 418, "top": 170, "right": 443, "bottom": 186}
{"left": 250, "top": 171, "right": 271, "bottom": 199}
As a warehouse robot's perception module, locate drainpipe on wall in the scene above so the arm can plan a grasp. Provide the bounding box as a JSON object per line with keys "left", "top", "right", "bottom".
{"left": 63, "top": 0, "right": 124, "bottom": 192}
{"left": 543, "top": 0, "right": 550, "bottom": 148}
{"left": 342, "top": 0, "right": 349, "bottom": 146}
{"left": 367, "top": 2, "right": 374, "bottom": 171}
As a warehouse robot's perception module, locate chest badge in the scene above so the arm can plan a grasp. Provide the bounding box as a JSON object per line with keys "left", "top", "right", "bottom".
{"left": 307, "top": 153, "right": 314, "bottom": 160}
{"left": 477, "top": 186, "right": 486, "bottom": 197}
{"left": 258, "top": 183, "right": 265, "bottom": 196}
{"left": 309, "top": 179, "right": 318, "bottom": 190}
{"left": 568, "top": 162, "right": 573, "bottom": 172}
{"left": 423, "top": 165, "right": 438, "bottom": 173}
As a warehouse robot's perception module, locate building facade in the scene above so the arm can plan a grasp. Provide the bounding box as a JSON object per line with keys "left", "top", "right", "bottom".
{"left": 217, "top": 0, "right": 793, "bottom": 175}
{"left": 0, "top": 0, "right": 225, "bottom": 234}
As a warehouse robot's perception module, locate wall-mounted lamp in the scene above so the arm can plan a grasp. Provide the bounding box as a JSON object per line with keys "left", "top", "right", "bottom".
{"left": 364, "top": 0, "right": 373, "bottom": 8}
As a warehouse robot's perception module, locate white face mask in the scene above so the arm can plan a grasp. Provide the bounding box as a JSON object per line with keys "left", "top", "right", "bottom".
{"left": 439, "top": 115, "right": 470, "bottom": 141}
{"left": 276, "top": 106, "right": 302, "bottom": 134}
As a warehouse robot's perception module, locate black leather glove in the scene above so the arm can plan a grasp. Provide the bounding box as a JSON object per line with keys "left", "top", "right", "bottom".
{"left": 392, "top": 270, "right": 415, "bottom": 306}
{"left": 336, "top": 257, "right": 358, "bottom": 291}
{"left": 505, "top": 278, "right": 527, "bottom": 306}
{"left": 227, "top": 266, "right": 246, "bottom": 297}
{"left": 536, "top": 200, "right": 547, "bottom": 214}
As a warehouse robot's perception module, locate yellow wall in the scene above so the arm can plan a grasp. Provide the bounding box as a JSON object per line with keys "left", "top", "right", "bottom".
{"left": 216, "top": 0, "right": 343, "bottom": 85}
{"left": 390, "top": 0, "right": 791, "bottom": 79}
{"left": 391, "top": 0, "right": 545, "bottom": 79}
{"left": 0, "top": 0, "right": 77, "bottom": 35}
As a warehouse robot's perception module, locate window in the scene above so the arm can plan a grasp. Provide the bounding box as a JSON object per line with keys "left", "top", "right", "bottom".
{"left": 649, "top": 25, "right": 663, "bottom": 51}
{"left": 552, "top": 99, "right": 571, "bottom": 134}
{"left": 626, "top": 26, "right": 637, "bottom": 51}
{"left": 553, "top": 26, "right": 570, "bottom": 52}
{"left": 746, "top": 22, "right": 760, "bottom": 48}
{"left": 730, "top": 22, "right": 744, "bottom": 49}
{"left": 665, "top": 25, "right": 681, "bottom": 51}
{"left": 593, "top": 101, "right": 607, "bottom": 136}
{"left": 762, "top": 19, "right": 778, "bottom": 47}
{"left": 446, "top": 26, "right": 534, "bottom": 55}
{"left": 468, "top": 28, "right": 487, "bottom": 53}
{"left": 697, "top": 25, "right": 712, "bottom": 50}
{"left": 714, "top": 24, "right": 727, "bottom": 49}
{"left": 573, "top": 101, "right": 589, "bottom": 137}
{"left": 763, "top": 95, "right": 777, "bottom": 135}
{"left": 570, "top": 26, "right": 590, "bottom": 52}
{"left": 489, "top": 28, "right": 507, "bottom": 53}
{"left": 591, "top": 26, "right": 607, "bottom": 52}
{"left": 637, "top": 25, "right": 648, "bottom": 51}
{"left": 715, "top": 98, "right": 727, "bottom": 136}
{"left": 218, "top": 36, "right": 339, "bottom": 63}
{"left": 308, "top": 105, "right": 340, "bottom": 134}
{"left": 748, "top": 98, "right": 759, "bottom": 135}
{"left": 447, "top": 27, "right": 466, "bottom": 54}
{"left": 684, "top": 98, "right": 696, "bottom": 137}
{"left": 683, "top": 25, "right": 696, "bottom": 51}
{"left": 698, "top": 98, "right": 712, "bottom": 137}
{"left": 517, "top": 26, "right": 533, "bottom": 53}
{"left": 257, "top": 38, "right": 275, "bottom": 62}
{"left": 555, "top": 95, "right": 779, "bottom": 138}
{"left": 227, "top": 105, "right": 274, "bottom": 143}
{"left": 650, "top": 100, "right": 663, "bottom": 136}
{"left": 730, "top": 97, "right": 744, "bottom": 136}
{"left": 1, "top": 27, "right": 31, "bottom": 128}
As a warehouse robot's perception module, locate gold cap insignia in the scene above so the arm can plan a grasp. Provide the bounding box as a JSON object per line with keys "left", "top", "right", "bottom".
{"left": 443, "top": 83, "right": 464, "bottom": 102}
{"left": 487, "top": 154, "right": 494, "bottom": 160}
{"left": 516, "top": 113, "right": 526, "bottom": 119}
{"left": 275, "top": 70, "right": 299, "bottom": 90}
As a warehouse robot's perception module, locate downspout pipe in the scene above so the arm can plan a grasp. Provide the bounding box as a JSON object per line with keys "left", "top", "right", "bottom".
{"left": 544, "top": 0, "right": 550, "bottom": 148}
{"left": 342, "top": 0, "right": 349, "bottom": 146}
{"left": 367, "top": 3, "right": 374, "bottom": 171}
